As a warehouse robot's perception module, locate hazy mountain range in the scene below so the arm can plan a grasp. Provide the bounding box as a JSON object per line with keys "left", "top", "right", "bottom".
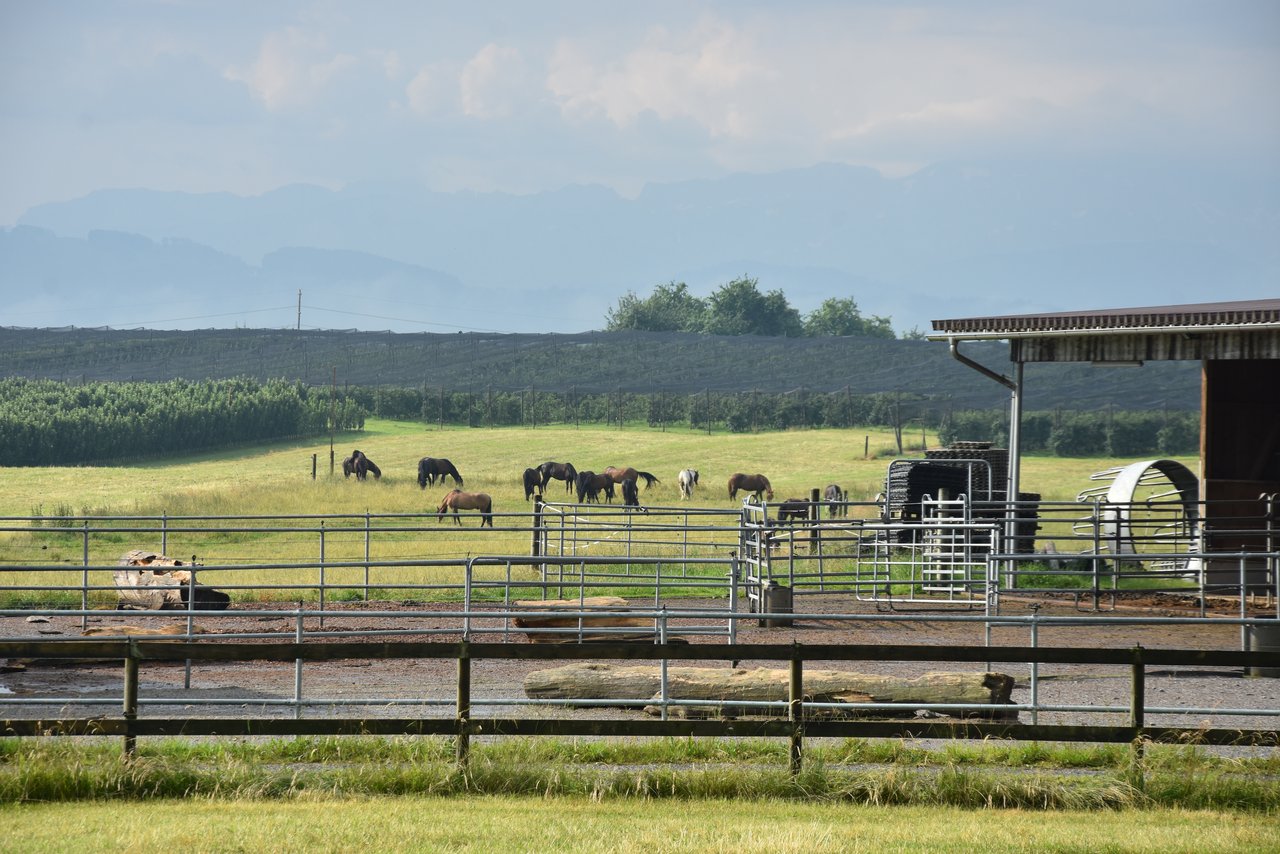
{"left": 5, "top": 158, "right": 1276, "bottom": 335}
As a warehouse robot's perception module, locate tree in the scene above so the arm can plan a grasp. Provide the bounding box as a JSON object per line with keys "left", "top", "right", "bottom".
{"left": 804, "top": 297, "right": 895, "bottom": 338}
{"left": 703, "top": 277, "right": 803, "bottom": 337}
{"left": 604, "top": 281, "right": 705, "bottom": 332}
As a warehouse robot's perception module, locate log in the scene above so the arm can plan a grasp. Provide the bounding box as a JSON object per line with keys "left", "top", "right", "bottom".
{"left": 512, "top": 596, "right": 656, "bottom": 643}
{"left": 82, "top": 624, "right": 208, "bottom": 637}
{"left": 523, "top": 663, "right": 1016, "bottom": 719}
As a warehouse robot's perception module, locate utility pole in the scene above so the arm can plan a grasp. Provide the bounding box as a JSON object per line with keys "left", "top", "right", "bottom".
{"left": 296, "top": 289, "right": 302, "bottom": 331}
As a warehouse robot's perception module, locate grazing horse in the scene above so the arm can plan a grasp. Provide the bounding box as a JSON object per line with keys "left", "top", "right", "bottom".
{"left": 824, "top": 483, "right": 847, "bottom": 518}
{"left": 418, "top": 457, "right": 464, "bottom": 489}
{"left": 776, "top": 497, "right": 812, "bottom": 523}
{"left": 436, "top": 489, "right": 493, "bottom": 527}
{"left": 343, "top": 450, "right": 381, "bottom": 481}
{"left": 602, "top": 466, "right": 660, "bottom": 490}
{"left": 621, "top": 478, "right": 646, "bottom": 512}
{"left": 522, "top": 467, "right": 542, "bottom": 501}
{"left": 574, "top": 470, "right": 615, "bottom": 504}
{"left": 538, "top": 461, "right": 578, "bottom": 493}
{"left": 727, "top": 473, "right": 773, "bottom": 501}
{"left": 677, "top": 469, "right": 699, "bottom": 499}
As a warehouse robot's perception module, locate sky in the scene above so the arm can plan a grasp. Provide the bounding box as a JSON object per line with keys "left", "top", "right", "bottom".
{"left": 0, "top": 1, "right": 1277, "bottom": 330}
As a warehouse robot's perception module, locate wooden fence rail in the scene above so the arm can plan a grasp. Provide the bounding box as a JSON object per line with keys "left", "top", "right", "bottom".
{"left": 2, "top": 640, "right": 1277, "bottom": 774}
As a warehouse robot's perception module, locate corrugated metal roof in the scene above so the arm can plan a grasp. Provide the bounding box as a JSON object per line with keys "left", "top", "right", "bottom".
{"left": 932, "top": 299, "right": 1280, "bottom": 336}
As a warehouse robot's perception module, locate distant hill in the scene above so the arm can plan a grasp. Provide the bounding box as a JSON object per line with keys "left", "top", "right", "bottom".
{"left": 7, "top": 158, "right": 1277, "bottom": 335}
{"left": 0, "top": 327, "right": 1200, "bottom": 412}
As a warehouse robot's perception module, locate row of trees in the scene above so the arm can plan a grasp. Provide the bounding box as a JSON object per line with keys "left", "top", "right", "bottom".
{"left": 605, "top": 279, "right": 897, "bottom": 338}
{"left": 938, "top": 409, "right": 1199, "bottom": 457}
{"left": 0, "top": 377, "right": 1198, "bottom": 465}
{"left": 0, "top": 378, "right": 365, "bottom": 465}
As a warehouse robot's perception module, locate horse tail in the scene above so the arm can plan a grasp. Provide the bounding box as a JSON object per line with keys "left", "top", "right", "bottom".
{"left": 637, "top": 471, "right": 659, "bottom": 489}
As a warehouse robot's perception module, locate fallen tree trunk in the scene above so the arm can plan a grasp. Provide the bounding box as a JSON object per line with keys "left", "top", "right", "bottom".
{"left": 524, "top": 663, "right": 1016, "bottom": 719}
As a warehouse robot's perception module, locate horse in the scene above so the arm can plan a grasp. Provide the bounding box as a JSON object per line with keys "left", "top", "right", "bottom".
{"left": 418, "top": 457, "right": 464, "bottom": 489}
{"left": 343, "top": 450, "right": 381, "bottom": 481}
{"left": 621, "top": 478, "right": 647, "bottom": 512}
{"left": 436, "top": 489, "right": 493, "bottom": 527}
{"left": 538, "top": 461, "right": 578, "bottom": 493}
{"left": 602, "top": 466, "right": 660, "bottom": 490}
{"left": 824, "top": 483, "right": 847, "bottom": 518}
{"left": 677, "top": 469, "right": 699, "bottom": 499}
{"left": 776, "top": 497, "right": 812, "bottom": 523}
{"left": 728, "top": 472, "right": 773, "bottom": 501}
{"left": 574, "top": 470, "right": 615, "bottom": 504}
{"left": 522, "top": 467, "right": 542, "bottom": 501}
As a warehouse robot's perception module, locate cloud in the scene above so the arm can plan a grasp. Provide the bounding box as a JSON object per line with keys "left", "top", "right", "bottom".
{"left": 225, "top": 27, "right": 358, "bottom": 110}
{"left": 459, "top": 43, "right": 530, "bottom": 119}
{"left": 548, "top": 18, "right": 764, "bottom": 137}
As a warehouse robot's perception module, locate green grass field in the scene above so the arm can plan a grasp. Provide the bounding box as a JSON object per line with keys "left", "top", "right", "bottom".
{"left": 0, "top": 420, "right": 1195, "bottom": 605}
{"left": 2, "top": 797, "right": 1276, "bottom": 853}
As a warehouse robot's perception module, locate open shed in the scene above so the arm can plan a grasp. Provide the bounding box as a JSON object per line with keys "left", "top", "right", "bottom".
{"left": 929, "top": 299, "right": 1280, "bottom": 582}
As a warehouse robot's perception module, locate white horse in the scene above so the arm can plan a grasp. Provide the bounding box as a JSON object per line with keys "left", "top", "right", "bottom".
{"left": 677, "top": 468, "right": 699, "bottom": 499}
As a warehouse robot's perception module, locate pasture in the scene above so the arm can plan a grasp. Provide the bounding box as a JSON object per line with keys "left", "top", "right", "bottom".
{"left": 0, "top": 420, "right": 1195, "bottom": 605}
{"left": 2, "top": 418, "right": 1179, "bottom": 517}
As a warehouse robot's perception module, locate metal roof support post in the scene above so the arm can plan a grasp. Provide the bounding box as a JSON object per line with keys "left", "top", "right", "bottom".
{"left": 1009, "top": 360, "right": 1024, "bottom": 574}
{"left": 947, "top": 340, "right": 1023, "bottom": 590}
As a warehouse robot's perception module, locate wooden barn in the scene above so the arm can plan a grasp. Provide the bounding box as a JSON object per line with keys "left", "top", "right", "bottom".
{"left": 930, "top": 298, "right": 1280, "bottom": 590}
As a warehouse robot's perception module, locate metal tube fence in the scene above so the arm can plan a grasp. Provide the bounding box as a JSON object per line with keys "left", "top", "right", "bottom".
{"left": 3, "top": 504, "right": 1276, "bottom": 633}
{"left": 2, "top": 638, "right": 1276, "bottom": 774}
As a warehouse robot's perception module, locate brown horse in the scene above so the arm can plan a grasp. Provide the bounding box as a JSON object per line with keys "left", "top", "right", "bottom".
{"left": 776, "top": 497, "right": 812, "bottom": 523}
{"left": 728, "top": 473, "right": 773, "bottom": 501}
{"left": 522, "top": 467, "right": 542, "bottom": 501}
{"left": 436, "top": 489, "right": 493, "bottom": 527}
{"left": 537, "top": 461, "right": 577, "bottom": 493}
{"left": 602, "top": 466, "right": 660, "bottom": 489}
{"left": 343, "top": 449, "right": 381, "bottom": 481}
{"left": 575, "top": 470, "right": 615, "bottom": 503}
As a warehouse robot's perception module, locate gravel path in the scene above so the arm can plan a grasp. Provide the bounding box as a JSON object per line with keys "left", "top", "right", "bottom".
{"left": 3, "top": 593, "right": 1277, "bottom": 758}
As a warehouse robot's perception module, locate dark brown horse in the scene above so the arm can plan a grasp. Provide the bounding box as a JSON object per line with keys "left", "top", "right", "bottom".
{"left": 436, "top": 489, "right": 493, "bottom": 527}
{"left": 621, "top": 477, "right": 646, "bottom": 511}
{"left": 522, "top": 467, "right": 542, "bottom": 500}
{"left": 602, "top": 466, "right": 660, "bottom": 489}
{"left": 418, "top": 457, "right": 464, "bottom": 489}
{"left": 574, "top": 470, "right": 615, "bottom": 504}
{"left": 727, "top": 473, "right": 773, "bottom": 501}
{"left": 343, "top": 449, "right": 381, "bottom": 481}
{"left": 538, "top": 461, "right": 578, "bottom": 493}
{"left": 776, "top": 497, "right": 812, "bottom": 523}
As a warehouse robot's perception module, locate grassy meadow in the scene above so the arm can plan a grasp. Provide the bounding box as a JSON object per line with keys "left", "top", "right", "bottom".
{"left": 0, "top": 419, "right": 1195, "bottom": 606}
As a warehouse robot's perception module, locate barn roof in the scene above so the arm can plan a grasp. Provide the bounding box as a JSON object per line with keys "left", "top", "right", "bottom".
{"left": 930, "top": 299, "right": 1280, "bottom": 339}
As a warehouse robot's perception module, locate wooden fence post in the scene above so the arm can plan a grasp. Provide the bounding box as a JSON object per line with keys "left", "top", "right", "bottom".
{"left": 1130, "top": 645, "right": 1146, "bottom": 788}
{"left": 789, "top": 652, "right": 803, "bottom": 776}
{"left": 123, "top": 651, "right": 138, "bottom": 758}
{"left": 456, "top": 643, "right": 472, "bottom": 768}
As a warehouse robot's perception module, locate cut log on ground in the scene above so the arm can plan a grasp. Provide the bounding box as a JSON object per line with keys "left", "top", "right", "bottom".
{"left": 524, "top": 663, "right": 1016, "bottom": 719}
{"left": 82, "top": 624, "right": 208, "bottom": 637}
{"left": 512, "top": 596, "right": 659, "bottom": 643}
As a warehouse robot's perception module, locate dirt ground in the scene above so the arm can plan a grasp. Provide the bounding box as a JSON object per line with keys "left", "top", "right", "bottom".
{"left": 3, "top": 591, "right": 1278, "bottom": 750}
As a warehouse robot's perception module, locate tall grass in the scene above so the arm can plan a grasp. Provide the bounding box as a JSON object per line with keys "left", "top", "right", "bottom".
{"left": 3, "top": 737, "right": 1276, "bottom": 811}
